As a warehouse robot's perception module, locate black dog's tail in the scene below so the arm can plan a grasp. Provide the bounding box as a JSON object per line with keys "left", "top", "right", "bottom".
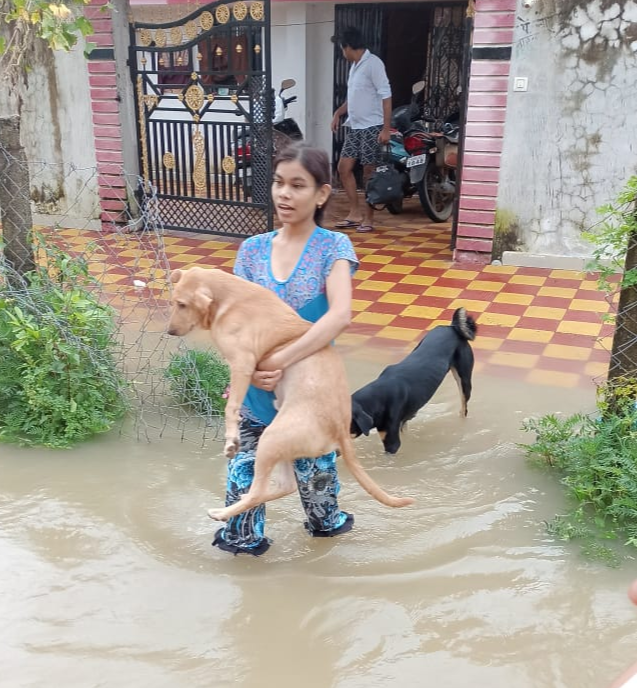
{"left": 452, "top": 307, "right": 477, "bottom": 341}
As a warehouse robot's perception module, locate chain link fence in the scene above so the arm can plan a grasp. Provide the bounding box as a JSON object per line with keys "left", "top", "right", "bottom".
{"left": 0, "top": 133, "right": 227, "bottom": 447}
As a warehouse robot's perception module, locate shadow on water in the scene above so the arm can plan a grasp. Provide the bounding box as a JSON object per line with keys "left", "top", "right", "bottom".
{"left": 1, "top": 352, "right": 636, "bottom": 688}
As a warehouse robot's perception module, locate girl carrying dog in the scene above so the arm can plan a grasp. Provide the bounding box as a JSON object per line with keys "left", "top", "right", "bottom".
{"left": 212, "top": 143, "right": 359, "bottom": 555}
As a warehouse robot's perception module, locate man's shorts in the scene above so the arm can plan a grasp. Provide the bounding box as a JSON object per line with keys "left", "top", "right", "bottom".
{"left": 340, "top": 125, "right": 382, "bottom": 166}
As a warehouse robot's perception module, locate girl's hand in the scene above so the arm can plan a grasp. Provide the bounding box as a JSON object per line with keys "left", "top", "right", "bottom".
{"left": 252, "top": 369, "right": 282, "bottom": 392}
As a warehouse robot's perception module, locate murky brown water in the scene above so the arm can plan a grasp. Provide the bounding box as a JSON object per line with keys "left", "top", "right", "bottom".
{"left": 1, "top": 355, "right": 636, "bottom": 688}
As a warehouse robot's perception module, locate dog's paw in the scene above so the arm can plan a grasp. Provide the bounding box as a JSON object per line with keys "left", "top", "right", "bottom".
{"left": 207, "top": 507, "right": 229, "bottom": 522}
{"left": 223, "top": 437, "right": 239, "bottom": 458}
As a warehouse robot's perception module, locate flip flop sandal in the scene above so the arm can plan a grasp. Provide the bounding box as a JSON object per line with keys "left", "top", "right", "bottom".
{"left": 334, "top": 219, "right": 361, "bottom": 229}
{"left": 356, "top": 224, "right": 374, "bottom": 233}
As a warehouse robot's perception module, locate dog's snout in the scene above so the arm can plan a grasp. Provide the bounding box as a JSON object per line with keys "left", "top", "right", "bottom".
{"left": 167, "top": 326, "right": 177, "bottom": 336}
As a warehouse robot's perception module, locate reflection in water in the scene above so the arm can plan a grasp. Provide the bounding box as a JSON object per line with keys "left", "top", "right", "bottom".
{"left": 1, "top": 362, "right": 636, "bottom": 688}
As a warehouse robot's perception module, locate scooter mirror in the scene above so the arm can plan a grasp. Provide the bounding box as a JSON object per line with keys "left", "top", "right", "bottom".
{"left": 412, "top": 80, "right": 425, "bottom": 95}
{"left": 280, "top": 78, "right": 296, "bottom": 92}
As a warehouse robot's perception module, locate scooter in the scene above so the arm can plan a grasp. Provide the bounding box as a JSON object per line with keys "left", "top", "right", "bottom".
{"left": 234, "top": 78, "right": 303, "bottom": 195}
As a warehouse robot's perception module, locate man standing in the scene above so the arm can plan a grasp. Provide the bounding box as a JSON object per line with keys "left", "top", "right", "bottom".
{"left": 331, "top": 27, "right": 392, "bottom": 233}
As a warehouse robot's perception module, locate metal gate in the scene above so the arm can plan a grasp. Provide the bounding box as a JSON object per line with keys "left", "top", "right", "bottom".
{"left": 129, "top": 0, "right": 273, "bottom": 237}
{"left": 422, "top": 5, "right": 466, "bottom": 128}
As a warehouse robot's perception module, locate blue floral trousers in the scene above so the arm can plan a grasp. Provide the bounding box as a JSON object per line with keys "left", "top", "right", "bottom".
{"left": 212, "top": 417, "right": 354, "bottom": 555}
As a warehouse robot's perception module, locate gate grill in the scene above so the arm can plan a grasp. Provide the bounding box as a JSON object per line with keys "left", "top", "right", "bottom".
{"left": 129, "top": 0, "right": 273, "bottom": 237}
{"left": 422, "top": 5, "right": 466, "bottom": 128}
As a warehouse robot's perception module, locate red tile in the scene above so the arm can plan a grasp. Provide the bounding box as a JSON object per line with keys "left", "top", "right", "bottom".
{"left": 530, "top": 296, "right": 574, "bottom": 309}
{"left": 485, "top": 301, "right": 528, "bottom": 316}
{"left": 533, "top": 358, "right": 590, "bottom": 374}
{"left": 550, "top": 332, "right": 597, "bottom": 348}
{"left": 499, "top": 283, "right": 542, "bottom": 296}
{"left": 498, "top": 339, "right": 545, "bottom": 355}
{"left": 515, "top": 316, "right": 564, "bottom": 331}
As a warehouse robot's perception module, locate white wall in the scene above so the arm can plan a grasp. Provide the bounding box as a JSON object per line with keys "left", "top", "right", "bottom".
{"left": 0, "top": 40, "right": 99, "bottom": 221}
{"left": 271, "top": 2, "right": 335, "bottom": 153}
{"left": 497, "top": 0, "right": 637, "bottom": 258}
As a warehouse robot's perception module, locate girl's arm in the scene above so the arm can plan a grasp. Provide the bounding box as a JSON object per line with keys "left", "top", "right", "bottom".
{"left": 258, "top": 258, "right": 352, "bottom": 373}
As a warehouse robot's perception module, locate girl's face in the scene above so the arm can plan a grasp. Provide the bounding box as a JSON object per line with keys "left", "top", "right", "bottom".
{"left": 272, "top": 160, "right": 331, "bottom": 226}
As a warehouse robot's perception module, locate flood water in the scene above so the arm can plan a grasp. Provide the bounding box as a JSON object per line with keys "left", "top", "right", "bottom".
{"left": 1, "top": 354, "right": 636, "bottom": 688}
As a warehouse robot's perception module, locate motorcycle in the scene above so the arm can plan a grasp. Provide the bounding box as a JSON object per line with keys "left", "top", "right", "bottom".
{"left": 234, "top": 78, "right": 303, "bottom": 195}
{"left": 371, "top": 80, "right": 459, "bottom": 222}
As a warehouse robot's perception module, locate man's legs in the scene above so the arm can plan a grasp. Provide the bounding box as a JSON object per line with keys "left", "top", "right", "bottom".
{"left": 336, "top": 155, "right": 362, "bottom": 224}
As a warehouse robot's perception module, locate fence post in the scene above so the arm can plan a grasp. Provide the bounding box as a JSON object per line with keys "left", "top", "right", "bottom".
{"left": 0, "top": 115, "right": 36, "bottom": 278}
{"left": 608, "top": 225, "right": 637, "bottom": 383}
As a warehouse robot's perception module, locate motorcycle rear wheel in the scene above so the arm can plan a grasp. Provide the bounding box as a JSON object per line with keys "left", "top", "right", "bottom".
{"left": 417, "top": 162, "right": 454, "bottom": 223}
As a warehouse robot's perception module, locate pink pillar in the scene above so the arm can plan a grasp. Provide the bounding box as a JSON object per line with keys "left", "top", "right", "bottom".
{"left": 86, "top": 0, "right": 128, "bottom": 229}
{"left": 454, "top": 0, "right": 516, "bottom": 264}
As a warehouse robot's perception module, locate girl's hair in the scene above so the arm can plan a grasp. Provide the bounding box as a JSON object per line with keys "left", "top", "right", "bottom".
{"left": 273, "top": 142, "right": 332, "bottom": 225}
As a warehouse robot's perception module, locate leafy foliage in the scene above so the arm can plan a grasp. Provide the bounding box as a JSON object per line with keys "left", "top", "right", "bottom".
{"left": 0, "top": 236, "right": 128, "bottom": 448}
{"left": 165, "top": 349, "right": 230, "bottom": 418}
{"left": 0, "top": 0, "right": 98, "bottom": 85}
{"left": 521, "top": 402, "right": 637, "bottom": 566}
{"left": 583, "top": 175, "right": 637, "bottom": 296}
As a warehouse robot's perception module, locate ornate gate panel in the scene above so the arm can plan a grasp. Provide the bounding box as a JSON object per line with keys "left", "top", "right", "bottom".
{"left": 422, "top": 4, "right": 466, "bottom": 128}
{"left": 129, "top": 0, "right": 273, "bottom": 237}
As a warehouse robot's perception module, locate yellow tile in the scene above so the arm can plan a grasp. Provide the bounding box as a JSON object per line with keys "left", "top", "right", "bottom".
{"left": 208, "top": 250, "right": 238, "bottom": 258}
{"left": 400, "top": 274, "right": 437, "bottom": 286}
{"left": 579, "top": 280, "right": 602, "bottom": 291}
{"left": 543, "top": 343, "right": 591, "bottom": 361}
{"left": 538, "top": 286, "right": 577, "bottom": 299}
{"left": 376, "top": 326, "right": 423, "bottom": 341}
{"left": 508, "top": 328, "right": 554, "bottom": 343}
{"left": 449, "top": 299, "right": 490, "bottom": 313}
{"left": 401, "top": 305, "right": 444, "bottom": 319}
{"left": 336, "top": 333, "right": 370, "bottom": 347}
{"left": 571, "top": 299, "right": 609, "bottom": 313}
{"left": 169, "top": 254, "right": 207, "bottom": 264}
{"left": 356, "top": 280, "right": 394, "bottom": 292}
{"left": 594, "top": 336, "right": 613, "bottom": 351}
{"left": 351, "top": 299, "right": 374, "bottom": 312}
{"left": 360, "top": 254, "right": 393, "bottom": 264}
{"left": 557, "top": 320, "right": 602, "bottom": 336}
{"left": 526, "top": 369, "right": 580, "bottom": 388}
{"left": 424, "top": 286, "right": 463, "bottom": 298}
{"left": 524, "top": 306, "right": 567, "bottom": 320}
{"left": 478, "top": 312, "right": 521, "bottom": 327}
{"left": 472, "top": 336, "right": 502, "bottom": 351}
{"left": 198, "top": 241, "right": 233, "bottom": 249}
{"left": 494, "top": 292, "right": 534, "bottom": 306}
{"left": 510, "top": 275, "right": 546, "bottom": 286}
{"left": 353, "top": 311, "right": 396, "bottom": 326}
{"left": 378, "top": 264, "right": 416, "bottom": 275}
{"left": 427, "top": 260, "right": 453, "bottom": 269}
{"left": 378, "top": 292, "right": 418, "bottom": 305}
{"left": 466, "top": 280, "right": 504, "bottom": 292}
{"left": 549, "top": 269, "right": 585, "bottom": 280}
{"left": 489, "top": 351, "right": 540, "bottom": 368}
{"left": 353, "top": 270, "right": 375, "bottom": 281}
{"left": 117, "top": 249, "right": 146, "bottom": 258}
{"left": 584, "top": 361, "right": 609, "bottom": 378}
{"left": 482, "top": 264, "right": 519, "bottom": 275}
{"left": 443, "top": 269, "right": 479, "bottom": 280}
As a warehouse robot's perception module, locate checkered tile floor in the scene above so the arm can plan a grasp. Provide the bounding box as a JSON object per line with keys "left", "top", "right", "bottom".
{"left": 53, "top": 194, "right": 614, "bottom": 389}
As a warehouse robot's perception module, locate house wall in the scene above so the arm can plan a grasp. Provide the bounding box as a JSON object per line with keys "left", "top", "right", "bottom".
{"left": 271, "top": 1, "right": 335, "bottom": 154}
{"left": 496, "top": 0, "right": 637, "bottom": 262}
{"left": 0, "top": 37, "right": 99, "bottom": 221}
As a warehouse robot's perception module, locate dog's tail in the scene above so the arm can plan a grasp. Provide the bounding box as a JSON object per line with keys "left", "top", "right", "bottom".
{"left": 339, "top": 434, "right": 414, "bottom": 508}
{"left": 452, "top": 307, "right": 477, "bottom": 341}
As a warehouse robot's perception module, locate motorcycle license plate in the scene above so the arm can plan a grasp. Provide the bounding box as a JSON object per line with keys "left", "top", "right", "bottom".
{"left": 406, "top": 154, "right": 427, "bottom": 168}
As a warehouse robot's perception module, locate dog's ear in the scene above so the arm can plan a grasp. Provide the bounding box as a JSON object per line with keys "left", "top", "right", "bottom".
{"left": 192, "top": 287, "right": 215, "bottom": 329}
{"left": 352, "top": 400, "right": 374, "bottom": 436}
{"left": 170, "top": 269, "right": 183, "bottom": 284}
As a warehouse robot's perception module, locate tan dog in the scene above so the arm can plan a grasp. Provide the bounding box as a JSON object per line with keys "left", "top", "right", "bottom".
{"left": 167, "top": 266, "right": 414, "bottom": 521}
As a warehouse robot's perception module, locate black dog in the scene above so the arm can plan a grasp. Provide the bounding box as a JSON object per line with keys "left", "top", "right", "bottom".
{"left": 351, "top": 307, "right": 477, "bottom": 454}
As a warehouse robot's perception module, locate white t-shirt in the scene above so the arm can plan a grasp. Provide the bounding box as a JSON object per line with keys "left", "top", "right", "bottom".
{"left": 346, "top": 50, "right": 391, "bottom": 130}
